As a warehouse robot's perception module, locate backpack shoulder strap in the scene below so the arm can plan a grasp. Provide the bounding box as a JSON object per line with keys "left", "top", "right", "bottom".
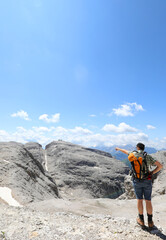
{"left": 143, "top": 151, "right": 148, "bottom": 165}
{"left": 132, "top": 150, "right": 138, "bottom": 153}
{"left": 141, "top": 151, "right": 149, "bottom": 178}
{"left": 143, "top": 151, "right": 147, "bottom": 157}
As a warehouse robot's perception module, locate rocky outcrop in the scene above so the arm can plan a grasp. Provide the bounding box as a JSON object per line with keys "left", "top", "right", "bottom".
{"left": 118, "top": 174, "right": 135, "bottom": 200}
{"left": 0, "top": 142, "right": 59, "bottom": 205}
{"left": 24, "top": 142, "right": 45, "bottom": 166}
{"left": 45, "top": 141, "right": 129, "bottom": 199}
{"left": 151, "top": 151, "right": 166, "bottom": 196}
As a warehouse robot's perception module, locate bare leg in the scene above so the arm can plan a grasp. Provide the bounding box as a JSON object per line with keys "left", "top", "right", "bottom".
{"left": 137, "top": 199, "right": 143, "bottom": 214}
{"left": 145, "top": 200, "right": 153, "bottom": 215}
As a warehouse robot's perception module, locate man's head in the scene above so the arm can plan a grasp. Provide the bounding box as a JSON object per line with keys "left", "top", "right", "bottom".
{"left": 136, "top": 142, "right": 145, "bottom": 151}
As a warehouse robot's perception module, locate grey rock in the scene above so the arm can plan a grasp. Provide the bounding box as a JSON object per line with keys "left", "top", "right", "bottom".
{"left": 24, "top": 142, "right": 45, "bottom": 166}
{"left": 118, "top": 174, "right": 136, "bottom": 200}
{"left": 151, "top": 151, "right": 166, "bottom": 196}
{"left": 45, "top": 141, "right": 129, "bottom": 199}
{"left": 0, "top": 142, "right": 59, "bottom": 205}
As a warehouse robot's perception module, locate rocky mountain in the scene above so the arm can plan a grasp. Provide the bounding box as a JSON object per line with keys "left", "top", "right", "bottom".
{"left": 0, "top": 140, "right": 130, "bottom": 204}
{"left": 45, "top": 140, "right": 129, "bottom": 199}
{"left": 0, "top": 142, "right": 59, "bottom": 205}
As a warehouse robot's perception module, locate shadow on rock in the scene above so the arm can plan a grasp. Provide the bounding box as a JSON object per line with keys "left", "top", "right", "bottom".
{"left": 147, "top": 225, "right": 166, "bottom": 240}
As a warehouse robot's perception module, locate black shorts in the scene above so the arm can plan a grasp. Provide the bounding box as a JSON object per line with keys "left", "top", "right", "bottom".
{"left": 132, "top": 178, "right": 152, "bottom": 200}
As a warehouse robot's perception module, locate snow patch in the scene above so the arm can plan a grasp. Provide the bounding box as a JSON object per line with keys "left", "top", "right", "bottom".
{"left": 44, "top": 150, "right": 48, "bottom": 171}
{"left": 0, "top": 187, "right": 22, "bottom": 207}
{"left": 2, "top": 159, "right": 10, "bottom": 163}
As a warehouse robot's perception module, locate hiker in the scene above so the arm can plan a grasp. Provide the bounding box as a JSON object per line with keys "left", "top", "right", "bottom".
{"left": 115, "top": 143, "right": 163, "bottom": 228}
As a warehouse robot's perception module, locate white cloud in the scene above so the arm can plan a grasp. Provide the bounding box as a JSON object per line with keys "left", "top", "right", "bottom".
{"left": 52, "top": 126, "right": 92, "bottom": 141}
{"left": 0, "top": 130, "right": 9, "bottom": 141}
{"left": 89, "top": 114, "right": 96, "bottom": 117}
{"left": 134, "top": 103, "right": 144, "bottom": 111}
{"left": 69, "top": 127, "right": 92, "bottom": 135}
{"left": 11, "top": 110, "right": 30, "bottom": 121}
{"left": 102, "top": 122, "right": 138, "bottom": 133}
{"left": 112, "top": 103, "right": 144, "bottom": 117}
{"left": 32, "top": 126, "right": 55, "bottom": 132}
{"left": 51, "top": 127, "right": 149, "bottom": 148}
{"left": 113, "top": 104, "right": 133, "bottom": 117}
{"left": 0, "top": 124, "right": 165, "bottom": 149}
{"left": 83, "top": 132, "right": 149, "bottom": 148}
{"left": 147, "top": 125, "right": 156, "bottom": 130}
{"left": 157, "top": 137, "right": 166, "bottom": 149}
{"left": 39, "top": 113, "right": 60, "bottom": 123}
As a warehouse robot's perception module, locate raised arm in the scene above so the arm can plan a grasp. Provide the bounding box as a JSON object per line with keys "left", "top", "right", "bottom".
{"left": 115, "top": 147, "right": 129, "bottom": 155}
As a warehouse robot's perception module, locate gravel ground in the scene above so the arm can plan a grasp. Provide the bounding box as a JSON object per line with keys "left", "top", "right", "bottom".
{"left": 0, "top": 203, "right": 166, "bottom": 240}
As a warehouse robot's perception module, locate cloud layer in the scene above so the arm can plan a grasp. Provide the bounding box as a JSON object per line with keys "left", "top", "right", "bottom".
{"left": 0, "top": 125, "right": 165, "bottom": 149}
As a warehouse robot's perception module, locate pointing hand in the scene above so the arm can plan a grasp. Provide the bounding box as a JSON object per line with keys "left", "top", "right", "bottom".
{"left": 115, "top": 147, "right": 120, "bottom": 151}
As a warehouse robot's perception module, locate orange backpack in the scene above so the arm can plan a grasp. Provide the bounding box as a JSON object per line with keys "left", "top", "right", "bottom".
{"left": 128, "top": 151, "right": 149, "bottom": 179}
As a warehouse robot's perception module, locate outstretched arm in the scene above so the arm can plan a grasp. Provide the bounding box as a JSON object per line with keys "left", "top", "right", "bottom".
{"left": 115, "top": 147, "right": 129, "bottom": 155}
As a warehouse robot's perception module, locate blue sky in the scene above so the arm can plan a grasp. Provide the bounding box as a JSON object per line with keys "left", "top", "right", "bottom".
{"left": 0, "top": 0, "right": 166, "bottom": 148}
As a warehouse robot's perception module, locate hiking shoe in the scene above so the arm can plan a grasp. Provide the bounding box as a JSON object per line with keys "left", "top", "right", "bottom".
{"left": 148, "top": 221, "right": 154, "bottom": 228}
{"left": 137, "top": 217, "right": 145, "bottom": 227}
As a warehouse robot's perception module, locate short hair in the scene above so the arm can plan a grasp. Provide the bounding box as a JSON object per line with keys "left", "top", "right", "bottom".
{"left": 136, "top": 142, "right": 145, "bottom": 151}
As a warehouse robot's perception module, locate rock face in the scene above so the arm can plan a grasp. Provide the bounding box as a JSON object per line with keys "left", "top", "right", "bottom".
{"left": 151, "top": 151, "right": 166, "bottom": 196}
{"left": 119, "top": 151, "right": 166, "bottom": 199}
{"left": 0, "top": 142, "right": 59, "bottom": 205}
{"left": 45, "top": 141, "right": 129, "bottom": 199}
{"left": 118, "top": 174, "right": 135, "bottom": 200}
{"left": 24, "top": 142, "right": 45, "bottom": 166}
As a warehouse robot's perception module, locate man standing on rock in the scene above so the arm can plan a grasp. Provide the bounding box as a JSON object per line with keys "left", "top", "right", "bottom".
{"left": 115, "top": 143, "right": 163, "bottom": 229}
